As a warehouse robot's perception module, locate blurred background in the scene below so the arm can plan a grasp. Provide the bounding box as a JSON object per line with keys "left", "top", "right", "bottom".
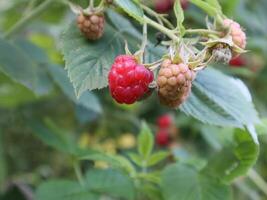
{"left": 0, "top": 0, "right": 267, "bottom": 199}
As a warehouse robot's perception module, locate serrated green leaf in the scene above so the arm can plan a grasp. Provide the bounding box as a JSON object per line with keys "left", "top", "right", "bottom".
{"left": 181, "top": 68, "right": 259, "bottom": 128}
{"left": 138, "top": 122, "right": 154, "bottom": 159}
{"left": 174, "top": 0, "right": 185, "bottom": 35}
{"left": 60, "top": 23, "right": 124, "bottom": 97}
{"left": 162, "top": 163, "right": 232, "bottom": 200}
{"left": 203, "top": 129, "right": 259, "bottom": 183}
{"left": 36, "top": 180, "right": 99, "bottom": 200}
{"left": 113, "top": 0, "right": 144, "bottom": 23}
{"left": 85, "top": 169, "right": 135, "bottom": 200}
{"left": 147, "top": 151, "right": 169, "bottom": 167}
{"left": 47, "top": 64, "right": 102, "bottom": 113}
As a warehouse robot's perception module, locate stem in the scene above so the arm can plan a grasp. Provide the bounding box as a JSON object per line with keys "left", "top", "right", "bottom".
{"left": 144, "top": 16, "right": 179, "bottom": 42}
{"left": 248, "top": 169, "right": 267, "bottom": 196}
{"left": 23, "top": 0, "right": 38, "bottom": 14}
{"left": 140, "top": 23, "right": 147, "bottom": 63}
{"left": 73, "top": 161, "right": 85, "bottom": 186}
{"left": 4, "top": 0, "right": 54, "bottom": 39}
{"left": 141, "top": 5, "right": 174, "bottom": 29}
{"left": 185, "top": 29, "right": 221, "bottom": 36}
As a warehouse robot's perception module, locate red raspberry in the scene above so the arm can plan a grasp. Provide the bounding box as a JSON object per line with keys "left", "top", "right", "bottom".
{"left": 108, "top": 55, "right": 154, "bottom": 104}
{"left": 223, "top": 19, "right": 246, "bottom": 49}
{"left": 156, "top": 130, "right": 170, "bottom": 147}
{"left": 229, "top": 56, "right": 246, "bottom": 67}
{"left": 157, "top": 114, "right": 173, "bottom": 129}
{"left": 77, "top": 12, "right": 105, "bottom": 40}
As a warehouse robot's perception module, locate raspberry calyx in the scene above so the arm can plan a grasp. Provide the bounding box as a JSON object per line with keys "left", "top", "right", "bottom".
{"left": 108, "top": 55, "right": 154, "bottom": 104}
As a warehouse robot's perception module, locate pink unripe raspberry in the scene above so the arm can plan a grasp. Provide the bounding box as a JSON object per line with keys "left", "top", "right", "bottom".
{"left": 157, "top": 59, "right": 195, "bottom": 108}
{"left": 108, "top": 55, "right": 154, "bottom": 104}
{"left": 223, "top": 19, "right": 246, "bottom": 49}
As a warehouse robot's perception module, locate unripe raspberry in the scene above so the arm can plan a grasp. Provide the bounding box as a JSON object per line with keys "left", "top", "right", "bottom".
{"left": 77, "top": 12, "right": 105, "bottom": 40}
{"left": 157, "top": 114, "right": 173, "bottom": 129}
{"left": 156, "top": 130, "right": 170, "bottom": 147}
{"left": 223, "top": 19, "right": 246, "bottom": 49}
{"left": 108, "top": 55, "right": 154, "bottom": 104}
{"left": 157, "top": 59, "right": 195, "bottom": 108}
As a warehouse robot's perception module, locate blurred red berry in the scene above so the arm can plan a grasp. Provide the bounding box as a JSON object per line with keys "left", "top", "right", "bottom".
{"left": 157, "top": 114, "right": 173, "bottom": 129}
{"left": 180, "top": 0, "right": 189, "bottom": 10}
{"left": 155, "top": 0, "right": 189, "bottom": 13}
{"left": 155, "top": 0, "right": 173, "bottom": 13}
{"left": 156, "top": 130, "right": 170, "bottom": 146}
{"left": 108, "top": 55, "right": 154, "bottom": 104}
{"left": 229, "top": 56, "right": 246, "bottom": 67}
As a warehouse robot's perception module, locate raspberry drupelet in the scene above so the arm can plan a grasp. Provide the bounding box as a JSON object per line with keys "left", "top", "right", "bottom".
{"left": 108, "top": 55, "right": 154, "bottom": 104}
{"left": 157, "top": 59, "right": 195, "bottom": 108}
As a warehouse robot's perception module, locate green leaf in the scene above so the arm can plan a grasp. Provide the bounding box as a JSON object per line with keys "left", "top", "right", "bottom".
{"left": 36, "top": 180, "right": 99, "bottom": 200}
{"left": 47, "top": 64, "right": 102, "bottom": 113}
{"left": 0, "top": 38, "right": 38, "bottom": 94}
{"left": 28, "top": 119, "right": 98, "bottom": 157}
{"left": 13, "top": 39, "right": 54, "bottom": 95}
{"left": 137, "top": 122, "right": 154, "bottom": 159}
{"left": 255, "top": 118, "right": 267, "bottom": 135}
{"left": 174, "top": 0, "right": 185, "bottom": 35}
{"left": 60, "top": 23, "right": 124, "bottom": 97}
{"left": 161, "top": 163, "right": 232, "bottom": 200}
{"left": 113, "top": 0, "right": 144, "bottom": 23}
{"left": 203, "top": 129, "right": 259, "bottom": 183}
{"left": 147, "top": 151, "right": 169, "bottom": 167}
{"left": 0, "top": 73, "right": 36, "bottom": 108}
{"left": 189, "top": 0, "right": 218, "bottom": 17}
{"left": 181, "top": 68, "right": 259, "bottom": 129}
{"left": 128, "top": 153, "right": 143, "bottom": 166}
{"left": 85, "top": 169, "right": 136, "bottom": 200}
{"left": 106, "top": 9, "right": 166, "bottom": 63}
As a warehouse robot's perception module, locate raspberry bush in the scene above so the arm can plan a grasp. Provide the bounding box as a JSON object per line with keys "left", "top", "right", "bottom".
{"left": 0, "top": 0, "right": 267, "bottom": 200}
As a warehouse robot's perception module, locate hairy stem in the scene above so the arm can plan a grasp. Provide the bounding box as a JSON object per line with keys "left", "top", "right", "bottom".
{"left": 185, "top": 29, "right": 221, "bottom": 36}
{"left": 144, "top": 16, "right": 179, "bottom": 42}
{"left": 4, "top": 0, "right": 54, "bottom": 39}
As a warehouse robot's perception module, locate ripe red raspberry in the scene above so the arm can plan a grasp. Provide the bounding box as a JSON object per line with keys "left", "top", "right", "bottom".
{"left": 229, "top": 56, "right": 246, "bottom": 67}
{"left": 108, "top": 55, "right": 154, "bottom": 104}
{"left": 77, "top": 12, "right": 105, "bottom": 40}
{"left": 156, "top": 130, "right": 170, "bottom": 147}
{"left": 157, "top": 59, "right": 195, "bottom": 108}
{"left": 223, "top": 19, "right": 246, "bottom": 49}
{"left": 157, "top": 114, "right": 173, "bottom": 129}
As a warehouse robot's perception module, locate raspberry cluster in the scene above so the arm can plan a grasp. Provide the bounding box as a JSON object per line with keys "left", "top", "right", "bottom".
{"left": 77, "top": 12, "right": 105, "bottom": 40}
{"left": 108, "top": 55, "right": 154, "bottom": 104}
{"left": 157, "top": 59, "right": 195, "bottom": 108}
{"left": 223, "top": 19, "right": 246, "bottom": 49}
